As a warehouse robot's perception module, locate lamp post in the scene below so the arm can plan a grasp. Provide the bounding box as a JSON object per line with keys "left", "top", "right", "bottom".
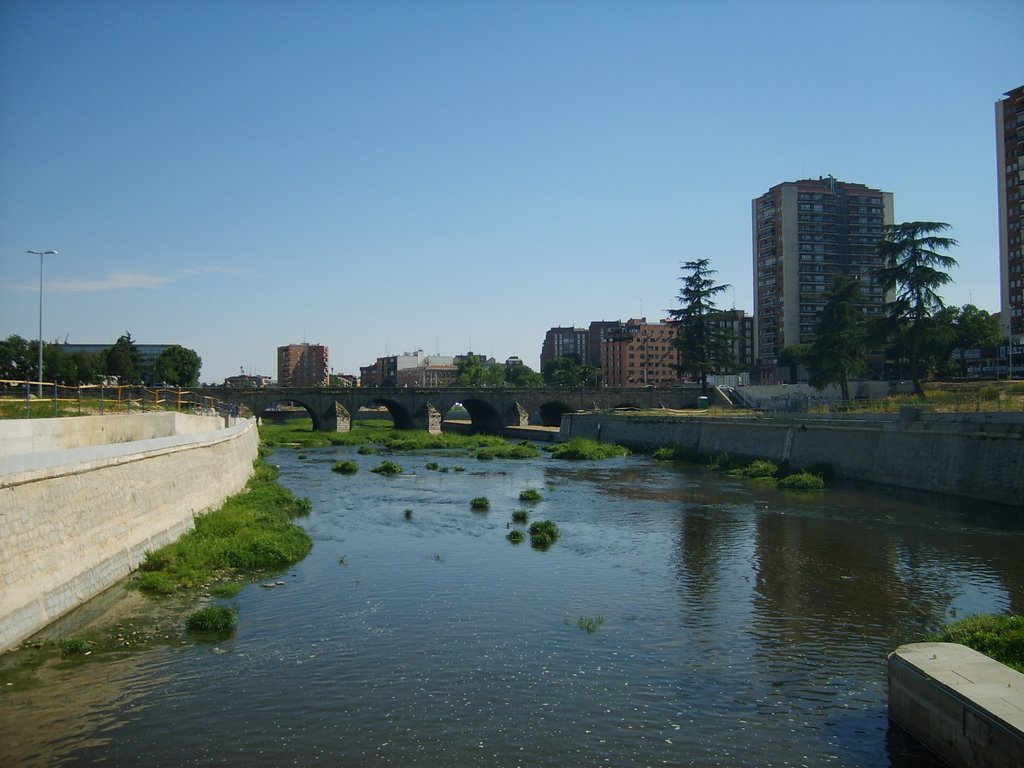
{"left": 27, "top": 249, "right": 58, "bottom": 397}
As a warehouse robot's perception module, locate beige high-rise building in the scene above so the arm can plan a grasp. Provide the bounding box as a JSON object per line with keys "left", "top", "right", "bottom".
{"left": 997, "top": 85, "right": 1024, "bottom": 343}
{"left": 752, "top": 176, "right": 894, "bottom": 381}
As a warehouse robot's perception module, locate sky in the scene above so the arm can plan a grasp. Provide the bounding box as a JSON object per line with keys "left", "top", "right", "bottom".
{"left": 2, "top": 0, "right": 1022, "bottom": 383}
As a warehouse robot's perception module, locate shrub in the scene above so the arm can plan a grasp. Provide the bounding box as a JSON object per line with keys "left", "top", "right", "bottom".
{"left": 139, "top": 549, "right": 172, "bottom": 572}
{"left": 356, "top": 444, "right": 376, "bottom": 455}
{"left": 548, "top": 438, "right": 630, "bottom": 460}
{"left": 777, "top": 471, "right": 825, "bottom": 490}
{"left": 185, "top": 605, "right": 238, "bottom": 633}
{"left": 506, "top": 529, "right": 525, "bottom": 544}
{"left": 728, "top": 459, "right": 778, "bottom": 478}
{"left": 332, "top": 460, "right": 359, "bottom": 475}
{"left": 425, "top": 461, "right": 440, "bottom": 471}
{"left": 471, "top": 497, "right": 490, "bottom": 511}
{"left": 511, "top": 509, "right": 529, "bottom": 524}
{"left": 529, "top": 520, "right": 560, "bottom": 548}
{"left": 519, "top": 488, "right": 542, "bottom": 502}
{"left": 57, "top": 638, "right": 88, "bottom": 656}
{"left": 928, "top": 614, "right": 1024, "bottom": 672}
{"left": 371, "top": 460, "right": 404, "bottom": 476}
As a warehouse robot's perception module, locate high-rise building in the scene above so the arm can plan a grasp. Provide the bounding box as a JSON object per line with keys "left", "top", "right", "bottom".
{"left": 540, "top": 327, "right": 588, "bottom": 372}
{"left": 277, "top": 343, "right": 329, "bottom": 387}
{"left": 752, "top": 176, "right": 894, "bottom": 381}
{"left": 997, "top": 85, "right": 1024, "bottom": 341}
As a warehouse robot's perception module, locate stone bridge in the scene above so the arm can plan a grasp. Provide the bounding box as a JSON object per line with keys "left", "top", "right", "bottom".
{"left": 204, "top": 386, "right": 701, "bottom": 434}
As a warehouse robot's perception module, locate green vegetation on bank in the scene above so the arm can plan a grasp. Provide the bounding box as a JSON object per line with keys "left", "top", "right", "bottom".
{"left": 653, "top": 445, "right": 826, "bottom": 491}
{"left": 546, "top": 437, "right": 630, "bottom": 460}
{"left": 131, "top": 461, "right": 313, "bottom": 595}
{"left": 928, "top": 614, "right": 1024, "bottom": 673}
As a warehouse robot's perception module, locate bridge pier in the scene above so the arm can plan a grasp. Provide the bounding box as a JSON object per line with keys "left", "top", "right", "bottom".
{"left": 412, "top": 403, "right": 442, "bottom": 434}
{"left": 317, "top": 403, "right": 351, "bottom": 433}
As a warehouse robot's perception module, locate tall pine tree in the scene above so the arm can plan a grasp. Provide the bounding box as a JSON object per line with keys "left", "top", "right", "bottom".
{"left": 667, "top": 259, "right": 734, "bottom": 397}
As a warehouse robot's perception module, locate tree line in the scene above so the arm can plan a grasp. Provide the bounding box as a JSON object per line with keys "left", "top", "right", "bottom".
{"left": 669, "top": 221, "right": 1002, "bottom": 399}
{"left": 0, "top": 333, "right": 202, "bottom": 387}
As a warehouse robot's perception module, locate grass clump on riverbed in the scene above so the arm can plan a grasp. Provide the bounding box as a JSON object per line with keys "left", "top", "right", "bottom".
{"left": 185, "top": 606, "right": 238, "bottom": 633}
{"left": 131, "top": 462, "right": 313, "bottom": 595}
{"left": 547, "top": 437, "right": 629, "bottom": 460}
{"left": 928, "top": 614, "right": 1024, "bottom": 672}
{"left": 529, "top": 520, "right": 560, "bottom": 549}
{"left": 332, "top": 460, "right": 359, "bottom": 474}
{"left": 371, "top": 460, "right": 404, "bottom": 475}
{"left": 652, "top": 444, "right": 827, "bottom": 490}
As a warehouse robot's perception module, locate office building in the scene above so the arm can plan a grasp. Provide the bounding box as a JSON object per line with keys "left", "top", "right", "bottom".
{"left": 997, "top": 85, "right": 1024, "bottom": 341}
{"left": 752, "top": 176, "right": 894, "bottom": 381}
{"left": 277, "top": 343, "right": 329, "bottom": 387}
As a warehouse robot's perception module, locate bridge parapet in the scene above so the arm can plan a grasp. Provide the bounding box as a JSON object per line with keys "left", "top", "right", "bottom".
{"left": 204, "top": 386, "right": 700, "bottom": 433}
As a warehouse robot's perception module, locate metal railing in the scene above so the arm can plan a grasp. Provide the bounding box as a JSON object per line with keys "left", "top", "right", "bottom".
{"left": 0, "top": 379, "right": 224, "bottom": 419}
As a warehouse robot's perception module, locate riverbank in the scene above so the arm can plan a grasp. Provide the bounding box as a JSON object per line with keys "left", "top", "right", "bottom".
{"left": 0, "top": 413, "right": 260, "bottom": 651}
{"left": 560, "top": 409, "right": 1024, "bottom": 507}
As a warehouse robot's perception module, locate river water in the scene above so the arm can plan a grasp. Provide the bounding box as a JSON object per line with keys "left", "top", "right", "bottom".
{"left": 4, "top": 444, "right": 1023, "bottom": 767}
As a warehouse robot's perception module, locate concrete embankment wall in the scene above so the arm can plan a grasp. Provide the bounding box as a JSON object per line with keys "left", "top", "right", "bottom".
{"left": 889, "top": 642, "right": 1024, "bottom": 768}
{"left": 560, "top": 410, "right": 1024, "bottom": 507}
{"left": 0, "top": 414, "right": 259, "bottom": 651}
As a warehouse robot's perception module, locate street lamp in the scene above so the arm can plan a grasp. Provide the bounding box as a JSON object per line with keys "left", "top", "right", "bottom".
{"left": 27, "top": 249, "right": 58, "bottom": 397}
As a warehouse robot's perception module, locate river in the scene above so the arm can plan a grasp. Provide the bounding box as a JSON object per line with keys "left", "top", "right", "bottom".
{"left": 3, "top": 443, "right": 1022, "bottom": 767}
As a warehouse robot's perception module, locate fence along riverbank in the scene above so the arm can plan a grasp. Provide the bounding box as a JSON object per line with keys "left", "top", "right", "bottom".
{"left": 560, "top": 408, "right": 1024, "bottom": 507}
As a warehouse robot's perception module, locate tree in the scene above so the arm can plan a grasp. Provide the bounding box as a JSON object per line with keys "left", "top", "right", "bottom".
{"left": 667, "top": 259, "right": 733, "bottom": 396}
{"left": 875, "top": 222, "right": 958, "bottom": 397}
{"left": 0, "top": 335, "right": 35, "bottom": 381}
{"left": 806, "top": 277, "right": 868, "bottom": 401}
{"left": 777, "top": 344, "right": 811, "bottom": 384}
{"left": 505, "top": 360, "right": 544, "bottom": 387}
{"left": 104, "top": 332, "right": 142, "bottom": 384}
{"left": 456, "top": 354, "right": 505, "bottom": 387}
{"left": 542, "top": 354, "right": 599, "bottom": 387}
{"left": 153, "top": 344, "right": 202, "bottom": 386}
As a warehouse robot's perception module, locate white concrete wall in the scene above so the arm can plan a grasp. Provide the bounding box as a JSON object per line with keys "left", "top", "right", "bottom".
{"left": 0, "top": 412, "right": 224, "bottom": 457}
{"left": 0, "top": 414, "right": 259, "bottom": 651}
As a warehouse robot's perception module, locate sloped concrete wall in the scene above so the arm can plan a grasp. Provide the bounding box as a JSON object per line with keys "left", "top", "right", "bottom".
{"left": 560, "top": 411, "right": 1024, "bottom": 507}
{"left": 0, "top": 412, "right": 224, "bottom": 457}
{"left": 0, "top": 415, "right": 259, "bottom": 651}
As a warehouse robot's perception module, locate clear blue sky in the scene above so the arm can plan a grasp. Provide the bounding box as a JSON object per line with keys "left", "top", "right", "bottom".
{"left": 2, "top": 0, "right": 1021, "bottom": 382}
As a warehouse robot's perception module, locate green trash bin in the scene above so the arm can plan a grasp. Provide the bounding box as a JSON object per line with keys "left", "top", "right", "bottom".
{"left": 697, "top": 396, "right": 709, "bottom": 409}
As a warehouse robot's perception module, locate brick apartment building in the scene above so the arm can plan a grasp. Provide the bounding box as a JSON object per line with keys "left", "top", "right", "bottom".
{"left": 277, "top": 343, "right": 329, "bottom": 387}
{"left": 998, "top": 84, "right": 1024, "bottom": 342}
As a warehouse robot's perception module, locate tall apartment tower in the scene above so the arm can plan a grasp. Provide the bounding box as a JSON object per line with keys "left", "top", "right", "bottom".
{"left": 997, "top": 85, "right": 1024, "bottom": 341}
{"left": 277, "top": 343, "right": 329, "bottom": 387}
{"left": 752, "top": 177, "right": 894, "bottom": 381}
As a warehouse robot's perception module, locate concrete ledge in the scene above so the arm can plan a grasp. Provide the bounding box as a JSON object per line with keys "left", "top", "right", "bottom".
{"left": 888, "top": 642, "right": 1024, "bottom": 768}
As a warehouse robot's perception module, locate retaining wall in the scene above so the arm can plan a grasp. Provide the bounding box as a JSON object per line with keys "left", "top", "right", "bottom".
{"left": 561, "top": 410, "right": 1024, "bottom": 507}
{"left": 0, "top": 414, "right": 260, "bottom": 651}
{"left": 889, "top": 642, "right": 1024, "bottom": 768}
